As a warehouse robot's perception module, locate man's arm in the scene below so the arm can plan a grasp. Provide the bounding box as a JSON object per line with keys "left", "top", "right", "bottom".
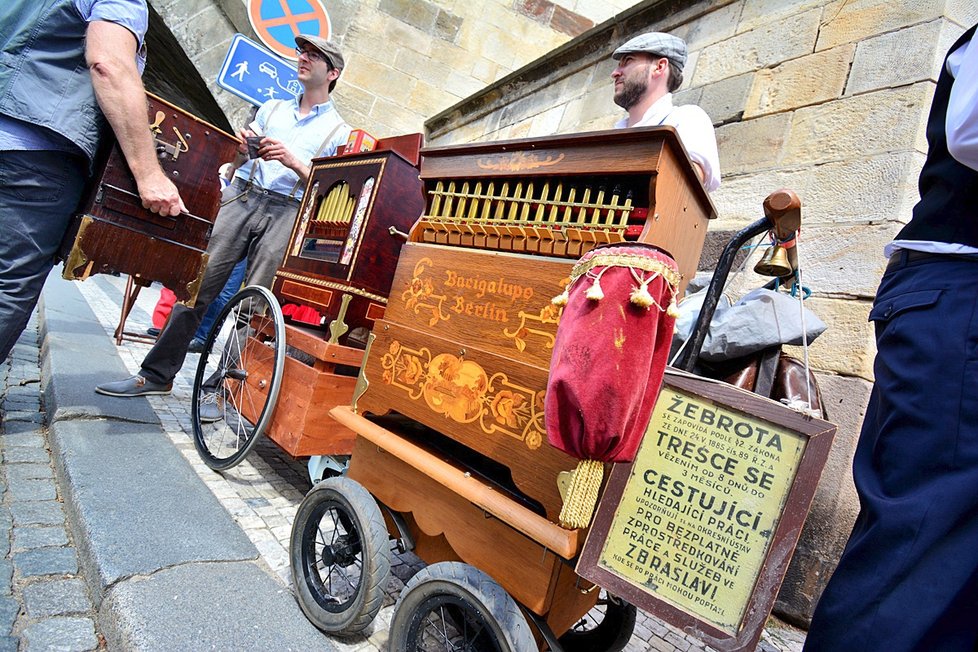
{"left": 86, "top": 20, "right": 185, "bottom": 216}
{"left": 947, "top": 32, "right": 978, "bottom": 171}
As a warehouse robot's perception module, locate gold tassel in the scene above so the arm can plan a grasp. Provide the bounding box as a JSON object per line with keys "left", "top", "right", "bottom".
{"left": 552, "top": 288, "right": 570, "bottom": 307}
{"left": 629, "top": 281, "right": 654, "bottom": 308}
{"left": 559, "top": 459, "right": 604, "bottom": 529}
{"left": 585, "top": 276, "right": 604, "bottom": 301}
{"left": 666, "top": 295, "right": 680, "bottom": 319}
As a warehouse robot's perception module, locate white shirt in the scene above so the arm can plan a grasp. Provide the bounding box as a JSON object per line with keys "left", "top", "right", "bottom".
{"left": 234, "top": 96, "right": 350, "bottom": 200}
{"left": 615, "top": 93, "right": 721, "bottom": 192}
{"left": 946, "top": 34, "right": 978, "bottom": 170}
{"left": 886, "top": 33, "right": 978, "bottom": 258}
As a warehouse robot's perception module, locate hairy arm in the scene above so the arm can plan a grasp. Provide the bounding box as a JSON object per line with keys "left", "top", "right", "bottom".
{"left": 86, "top": 20, "right": 185, "bottom": 216}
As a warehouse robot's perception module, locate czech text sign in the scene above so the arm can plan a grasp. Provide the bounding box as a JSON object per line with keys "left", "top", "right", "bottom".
{"left": 577, "top": 369, "right": 835, "bottom": 652}
{"left": 217, "top": 34, "right": 300, "bottom": 107}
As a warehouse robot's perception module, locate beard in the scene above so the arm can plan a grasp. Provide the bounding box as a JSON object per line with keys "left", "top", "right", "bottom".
{"left": 613, "top": 75, "right": 648, "bottom": 110}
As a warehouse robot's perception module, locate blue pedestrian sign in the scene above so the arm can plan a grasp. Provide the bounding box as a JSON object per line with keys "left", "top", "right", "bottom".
{"left": 217, "top": 33, "right": 302, "bottom": 107}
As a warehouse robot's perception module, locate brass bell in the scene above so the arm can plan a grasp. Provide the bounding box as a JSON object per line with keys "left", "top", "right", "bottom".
{"left": 754, "top": 244, "right": 793, "bottom": 277}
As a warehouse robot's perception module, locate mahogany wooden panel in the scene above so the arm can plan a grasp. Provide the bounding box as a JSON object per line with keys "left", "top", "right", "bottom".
{"left": 61, "top": 93, "right": 238, "bottom": 302}
{"left": 272, "top": 140, "right": 425, "bottom": 340}
{"left": 347, "top": 434, "right": 573, "bottom": 617}
{"left": 384, "top": 243, "right": 572, "bottom": 369}
{"left": 238, "top": 331, "right": 358, "bottom": 457}
{"left": 355, "top": 320, "right": 577, "bottom": 521}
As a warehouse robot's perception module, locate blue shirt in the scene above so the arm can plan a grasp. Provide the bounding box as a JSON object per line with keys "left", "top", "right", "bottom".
{"left": 0, "top": 0, "right": 148, "bottom": 153}
{"left": 234, "top": 96, "right": 350, "bottom": 201}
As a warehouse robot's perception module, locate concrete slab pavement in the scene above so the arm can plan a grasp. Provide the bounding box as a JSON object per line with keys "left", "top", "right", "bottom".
{"left": 36, "top": 274, "right": 333, "bottom": 651}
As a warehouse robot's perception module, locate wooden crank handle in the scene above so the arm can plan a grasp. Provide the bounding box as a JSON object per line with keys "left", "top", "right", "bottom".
{"left": 763, "top": 188, "right": 802, "bottom": 240}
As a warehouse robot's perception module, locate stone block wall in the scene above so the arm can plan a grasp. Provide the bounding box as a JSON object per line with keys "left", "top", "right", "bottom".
{"left": 148, "top": 0, "right": 638, "bottom": 137}
{"left": 423, "top": 0, "right": 978, "bottom": 625}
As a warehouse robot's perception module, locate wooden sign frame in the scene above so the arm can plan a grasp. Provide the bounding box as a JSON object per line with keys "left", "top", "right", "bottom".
{"left": 576, "top": 368, "right": 836, "bottom": 652}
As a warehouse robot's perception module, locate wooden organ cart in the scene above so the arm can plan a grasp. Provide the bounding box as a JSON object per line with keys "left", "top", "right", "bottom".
{"left": 287, "top": 126, "right": 718, "bottom": 649}
{"left": 188, "top": 135, "right": 425, "bottom": 473}
{"left": 59, "top": 93, "right": 239, "bottom": 342}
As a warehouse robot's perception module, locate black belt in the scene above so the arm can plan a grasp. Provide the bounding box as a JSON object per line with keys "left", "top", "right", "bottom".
{"left": 230, "top": 178, "right": 299, "bottom": 204}
{"left": 886, "top": 249, "right": 978, "bottom": 273}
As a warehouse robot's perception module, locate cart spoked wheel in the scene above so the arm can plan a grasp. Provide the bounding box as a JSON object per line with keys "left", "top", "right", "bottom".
{"left": 558, "top": 590, "right": 636, "bottom": 652}
{"left": 389, "top": 562, "right": 535, "bottom": 652}
{"left": 290, "top": 477, "right": 392, "bottom": 634}
{"left": 191, "top": 285, "right": 285, "bottom": 471}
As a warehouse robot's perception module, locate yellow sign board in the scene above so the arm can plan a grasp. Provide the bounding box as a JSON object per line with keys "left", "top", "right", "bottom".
{"left": 596, "top": 386, "right": 807, "bottom": 633}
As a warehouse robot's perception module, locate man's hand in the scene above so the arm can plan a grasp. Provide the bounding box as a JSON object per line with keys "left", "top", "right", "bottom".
{"left": 257, "top": 137, "right": 311, "bottom": 182}
{"left": 138, "top": 169, "right": 185, "bottom": 217}
{"left": 257, "top": 137, "right": 298, "bottom": 168}
{"left": 236, "top": 128, "right": 254, "bottom": 158}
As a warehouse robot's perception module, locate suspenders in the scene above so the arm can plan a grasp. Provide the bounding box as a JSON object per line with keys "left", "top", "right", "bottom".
{"left": 230, "top": 99, "right": 347, "bottom": 204}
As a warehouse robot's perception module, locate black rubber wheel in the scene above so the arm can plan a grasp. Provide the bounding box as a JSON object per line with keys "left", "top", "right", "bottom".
{"left": 558, "top": 591, "right": 636, "bottom": 652}
{"left": 191, "top": 285, "right": 285, "bottom": 471}
{"left": 290, "top": 477, "right": 391, "bottom": 634}
{"left": 389, "top": 561, "right": 535, "bottom": 652}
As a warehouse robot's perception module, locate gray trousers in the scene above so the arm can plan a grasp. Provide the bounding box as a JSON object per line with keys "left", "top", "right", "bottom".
{"left": 139, "top": 180, "right": 298, "bottom": 384}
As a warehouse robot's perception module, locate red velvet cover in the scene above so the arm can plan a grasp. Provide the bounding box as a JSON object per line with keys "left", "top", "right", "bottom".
{"left": 545, "top": 243, "right": 679, "bottom": 463}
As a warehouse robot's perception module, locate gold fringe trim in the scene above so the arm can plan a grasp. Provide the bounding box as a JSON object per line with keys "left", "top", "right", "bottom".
{"left": 559, "top": 459, "right": 604, "bottom": 529}
{"left": 569, "top": 252, "right": 682, "bottom": 288}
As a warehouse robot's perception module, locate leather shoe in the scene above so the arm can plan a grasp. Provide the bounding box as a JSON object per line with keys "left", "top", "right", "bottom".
{"left": 95, "top": 375, "right": 172, "bottom": 397}
{"left": 188, "top": 338, "right": 206, "bottom": 354}
{"left": 198, "top": 393, "right": 224, "bottom": 423}
{"left": 146, "top": 327, "right": 161, "bottom": 337}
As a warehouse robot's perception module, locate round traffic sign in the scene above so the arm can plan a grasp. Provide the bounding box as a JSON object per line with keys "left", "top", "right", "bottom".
{"left": 248, "top": 0, "right": 332, "bottom": 61}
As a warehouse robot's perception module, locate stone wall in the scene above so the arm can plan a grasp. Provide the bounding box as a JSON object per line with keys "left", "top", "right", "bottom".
{"left": 423, "top": 0, "right": 978, "bottom": 625}
{"left": 147, "top": 0, "right": 637, "bottom": 137}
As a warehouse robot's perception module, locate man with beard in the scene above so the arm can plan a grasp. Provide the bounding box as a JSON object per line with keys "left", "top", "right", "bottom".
{"left": 611, "top": 32, "right": 720, "bottom": 192}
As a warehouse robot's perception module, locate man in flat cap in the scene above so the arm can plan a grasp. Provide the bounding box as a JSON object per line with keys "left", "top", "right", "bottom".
{"left": 612, "top": 32, "right": 720, "bottom": 191}
{"left": 97, "top": 35, "right": 352, "bottom": 406}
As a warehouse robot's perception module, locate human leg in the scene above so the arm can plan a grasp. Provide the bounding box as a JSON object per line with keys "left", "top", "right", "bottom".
{"left": 805, "top": 256, "right": 978, "bottom": 652}
{"left": 0, "top": 150, "right": 86, "bottom": 362}
{"left": 194, "top": 197, "right": 294, "bottom": 393}
{"left": 201, "top": 196, "right": 294, "bottom": 380}
{"left": 95, "top": 193, "right": 258, "bottom": 394}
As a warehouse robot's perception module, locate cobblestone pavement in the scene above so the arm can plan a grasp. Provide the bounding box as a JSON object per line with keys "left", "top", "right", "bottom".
{"left": 1, "top": 315, "right": 101, "bottom": 652}
{"left": 73, "top": 275, "right": 805, "bottom": 652}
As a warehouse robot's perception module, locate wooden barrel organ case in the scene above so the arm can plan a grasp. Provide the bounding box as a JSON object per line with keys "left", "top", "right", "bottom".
{"left": 332, "top": 126, "right": 717, "bottom": 641}
{"left": 245, "top": 134, "right": 426, "bottom": 458}
{"left": 60, "top": 93, "right": 239, "bottom": 304}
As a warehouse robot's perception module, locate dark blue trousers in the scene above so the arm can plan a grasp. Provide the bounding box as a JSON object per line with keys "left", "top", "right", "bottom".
{"left": 0, "top": 150, "right": 87, "bottom": 362}
{"left": 805, "top": 252, "right": 978, "bottom": 651}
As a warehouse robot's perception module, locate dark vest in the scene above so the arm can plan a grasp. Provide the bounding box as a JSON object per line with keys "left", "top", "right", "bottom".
{"left": 897, "top": 24, "right": 978, "bottom": 246}
{"left": 0, "top": 0, "right": 113, "bottom": 164}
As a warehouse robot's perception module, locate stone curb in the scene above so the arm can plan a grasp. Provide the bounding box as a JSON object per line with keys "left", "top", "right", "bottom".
{"left": 37, "top": 274, "right": 332, "bottom": 651}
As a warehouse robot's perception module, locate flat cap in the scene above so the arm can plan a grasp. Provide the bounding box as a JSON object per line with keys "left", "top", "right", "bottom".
{"left": 295, "top": 34, "right": 345, "bottom": 71}
{"left": 612, "top": 32, "right": 687, "bottom": 70}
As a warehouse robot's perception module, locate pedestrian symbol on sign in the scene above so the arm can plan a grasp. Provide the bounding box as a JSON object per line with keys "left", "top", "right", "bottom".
{"left": 217, "top": 34, "right": 301, "bottom": 107}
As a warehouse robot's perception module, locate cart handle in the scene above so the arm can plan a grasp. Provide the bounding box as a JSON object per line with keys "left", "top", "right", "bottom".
{"left": 674, "top": 188, "right": 803, "bottom": 372}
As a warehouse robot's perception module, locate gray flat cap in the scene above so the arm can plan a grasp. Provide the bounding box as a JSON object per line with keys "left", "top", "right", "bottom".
{"left": 295, "top": 34, "right": 344, "bottom": 71}
{"left": 612, "top": 32, "right": 687, "bottom": 70}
